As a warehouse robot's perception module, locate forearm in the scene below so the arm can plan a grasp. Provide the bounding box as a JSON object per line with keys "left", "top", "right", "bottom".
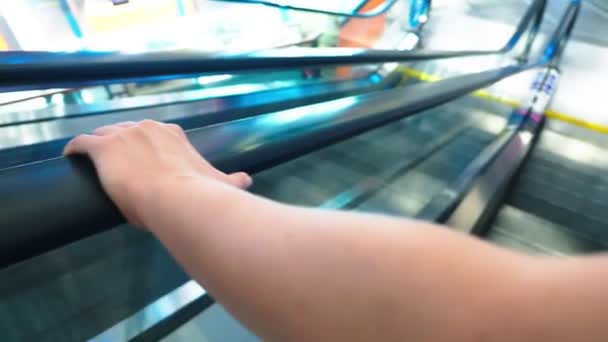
{"left": 140, "top": 177, "right": 533, "bottom": 341}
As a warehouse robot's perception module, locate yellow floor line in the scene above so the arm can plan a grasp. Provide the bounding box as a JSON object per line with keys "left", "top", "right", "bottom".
{"left": 545, "top": 110, "right": 608, "bottom": 134}
{"left": 398, "top": 66, "right": 608, "bottom": 135}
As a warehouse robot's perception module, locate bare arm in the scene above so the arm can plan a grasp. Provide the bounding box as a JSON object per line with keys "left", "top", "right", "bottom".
{"left": 65, "top": 120, "right": 608, "bottom": 341}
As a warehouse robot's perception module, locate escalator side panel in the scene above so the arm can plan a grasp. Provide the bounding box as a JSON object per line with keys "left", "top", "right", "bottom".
{"left": 504, "top": 130, "right": 608, "bottom": 246}
{"left": 0, "top": 226, "right": 187, "bottom": 342}
{"left": 490, "top": 205, "right": 605, "bottom": 255}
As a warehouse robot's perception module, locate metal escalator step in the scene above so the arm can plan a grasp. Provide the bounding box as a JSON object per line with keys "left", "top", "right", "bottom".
{"left": 356, "top": 169, "right": 447, "bottom": 216}
{"left": 514, "top": 174, "right": 608, "bottom": 222}
{"left": 508, "top": 190, "right": 608, "bottom": 245}
{"left": 251, "top": 106, "right": 480, "bottom": 208}
{"left": 489, "top": 206, "right": 605, "bottom": 254}
{"left": 520, "top": 152, "right": 608, "bottom": 191}
{"left": 534, "top": 130, "right": 608, "bottom": 172}
{"left": 486, "top": 226, "right": 558, "bottom": 255}
{"left": 250, "top": 174, "right": 333, "bottom": 206}
{"left": 356, "top": 128, "right": 495, "bottom": 217}
{"left": 316, "top": 119, "right": 440, "bottom": 171}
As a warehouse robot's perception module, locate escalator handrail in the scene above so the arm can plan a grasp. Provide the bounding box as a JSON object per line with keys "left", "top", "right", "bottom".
{"left": 415, "top": 0, "right": 580, "bottom": 226}
{"left": 0, "top": 0, "right": 544, "bottom": 92}
{"left": 0, "top": 0, "right": 576, "bottom": 267}
{"left": 211, "top": 0, "right": 400, "bottom": 18}
{"left": 500, "top": 0, "right": 546, "bottom": 59}
{"left": 0, "top": 70, "right": 402, "bottom": 170}
{"left": 0, "top": 36, "right": 324, "bottom": 107}
{"left": 543, "top": 0, "right": 581, "bottom": 66}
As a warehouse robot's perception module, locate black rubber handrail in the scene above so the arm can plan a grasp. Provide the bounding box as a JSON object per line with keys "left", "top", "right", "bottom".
{"left": 0, "top": 0, "right": 544, "bottom": 92}
{"left": 0, "top": 35, "right": 323, "bottom": 106}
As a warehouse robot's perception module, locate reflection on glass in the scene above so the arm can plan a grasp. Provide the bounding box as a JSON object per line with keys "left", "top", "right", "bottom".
{"left": 238, "top": 0, "right": 370, "bottom": 14}
{"left": 197, "top": 74, "right": 234, "bottom": 86}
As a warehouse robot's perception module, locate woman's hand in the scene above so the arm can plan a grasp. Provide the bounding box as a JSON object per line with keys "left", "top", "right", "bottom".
{"left": 64, "top": 120, "right": 251, "bottom": 226}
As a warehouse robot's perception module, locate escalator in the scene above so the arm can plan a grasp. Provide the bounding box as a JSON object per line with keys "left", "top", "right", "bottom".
{"left": 485, "top": 129, "right": 608, "bottom": 255}
{"left": 0, "top": 90, "right": 514, "bottom": 342}
{"left": 0, "top": 0, "right": 587, "bottom": 341}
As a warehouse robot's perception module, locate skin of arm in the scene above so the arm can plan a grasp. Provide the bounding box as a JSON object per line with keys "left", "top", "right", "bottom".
{"left": 65, "top": 120, "right": 608, "bottom": 341}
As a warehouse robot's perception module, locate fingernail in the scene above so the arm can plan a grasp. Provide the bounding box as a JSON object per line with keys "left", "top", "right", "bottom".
{"left": 243, "top": 174, "right": 253, "bottom": 188}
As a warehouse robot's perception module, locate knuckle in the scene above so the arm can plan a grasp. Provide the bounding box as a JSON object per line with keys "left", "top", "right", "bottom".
{"left": 73, "top": 134, "right": 94, "bottom": 146}
{"left": 166, "top": 123, "right": 185, "bottom": 136}
{"left": 105, "top": 132, "right": 125, "bottom": 145}
{"left": 166, "top": 123, "right": 181, "bottom": 131}
{"left": 139, "top": 119, "right": 160, "bottom": 128}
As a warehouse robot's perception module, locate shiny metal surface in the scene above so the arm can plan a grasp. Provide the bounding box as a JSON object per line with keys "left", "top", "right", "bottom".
{"left": 90, "top": 280, "right": 206, "bottom": 342}
{"left": 162, "top": 304, "right": 258, "bottom": 342}
{"left": 0, "top": 225, "right": 189, "bottom": 341}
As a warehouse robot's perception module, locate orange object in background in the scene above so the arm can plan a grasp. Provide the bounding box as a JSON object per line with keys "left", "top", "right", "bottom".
{"left": 339, "top": 0, "right": 387, "bottom": 48}
{"left": 337, "top": 0, "right": 388, "bottom": 77}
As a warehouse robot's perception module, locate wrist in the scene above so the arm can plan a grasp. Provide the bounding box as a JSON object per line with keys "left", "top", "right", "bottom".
{"left": 135, "top": 175, "right": 250, "bottom": 233}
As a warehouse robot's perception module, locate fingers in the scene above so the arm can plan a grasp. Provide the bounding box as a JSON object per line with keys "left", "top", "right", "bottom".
{"left": 92, "top": 121, "right": 137, "bottom": 136}
{"left": 227, "top": 172, "right": 253, "bottom": 189}
{"left": 165, "top": 123, "right": 187, "bottom": 139}
{"left": 63, "top": 134, "right": 102, "bottom": 156}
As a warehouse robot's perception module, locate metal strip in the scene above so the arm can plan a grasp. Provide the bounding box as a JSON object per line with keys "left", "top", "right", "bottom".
{"left": 89, "top": 281, "right": 206, "bottom": 342}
